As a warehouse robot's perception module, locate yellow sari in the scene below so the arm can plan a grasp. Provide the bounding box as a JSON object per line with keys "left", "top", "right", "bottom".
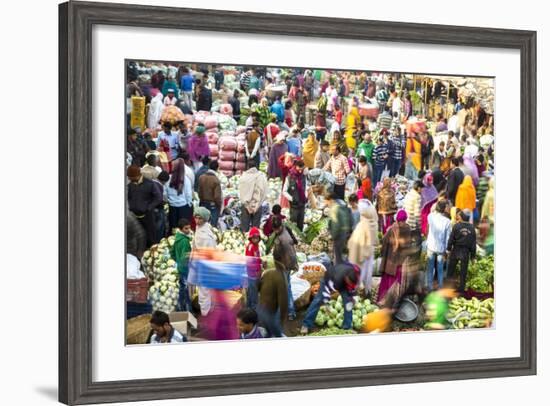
{"left": 302, "top": 134, "right": 318, "bottom": 169}
{"left": 345, "top": 106, "right": 361, "bottom": 149}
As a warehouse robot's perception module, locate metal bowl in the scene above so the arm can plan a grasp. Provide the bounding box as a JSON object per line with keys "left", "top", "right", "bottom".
{"left": 394, "top": 298, "right": 419, "bottom": 322}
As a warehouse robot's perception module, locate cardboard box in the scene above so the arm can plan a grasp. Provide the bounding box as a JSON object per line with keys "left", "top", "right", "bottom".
{"left": 168, "top": 311, "right": 198, "bottom": 336}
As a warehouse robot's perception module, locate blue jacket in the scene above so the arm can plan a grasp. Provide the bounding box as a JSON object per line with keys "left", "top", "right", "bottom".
{"left": 180, "top": 74, "right": 194, "bottom": 92}
{"left": 270, "top": 102, "right": 285, "bottom": 122}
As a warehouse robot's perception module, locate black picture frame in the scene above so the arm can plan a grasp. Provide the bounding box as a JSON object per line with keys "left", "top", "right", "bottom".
{"left": 59, "top": 1, "right": 537, "bottom": 404}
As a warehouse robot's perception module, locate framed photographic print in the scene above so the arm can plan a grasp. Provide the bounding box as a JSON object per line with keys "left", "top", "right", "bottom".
{"left": 59, "top": 1, "right": 537, "bottom": 404}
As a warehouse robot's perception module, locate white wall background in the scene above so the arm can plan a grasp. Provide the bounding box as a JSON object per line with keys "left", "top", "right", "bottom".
{"left": 0, "top": 0, "right": 546, "bottom": 405}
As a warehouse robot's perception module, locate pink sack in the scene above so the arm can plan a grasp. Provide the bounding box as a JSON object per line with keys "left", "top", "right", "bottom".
{"left": 219, "top": 136, "right": 238, "bottom": 151}
{"left": 234, "top": 169, "right": 244, "bottom": 176}
{"left": 235, "top": 126, "right": 247, "bottom": 135}
{"left": 235, "top": 162, "right": 247, "bottom": 171}
{"left": 236, "top": 152, "right": 246, "bottom": 163}
{"left": 206, "top": 131, "right": 219, "bottom": 144}
{"left": 204, "top": 116, "right": 218, "bottom": 129}
{"left": 220, "top": 103, "right": 233, "bottom": 115}
{"left": 209, "top": 144, "right": 219, "bottom": 156}
{"left": 218, "top": 160, "right": 235, "bottom": 171}
{"left": 220, "top": 130, "right": 236, "bottom": 138}
{"left": 219, "top": 150, "right": 236, "bottom": 161}
{"left": 236, "top": 140, "right": 246, "bottom": 153}
{"left": 194, "top": 111, "right": 209, "bottom": 124}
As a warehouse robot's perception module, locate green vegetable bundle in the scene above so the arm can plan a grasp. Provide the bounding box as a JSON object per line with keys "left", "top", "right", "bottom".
{"left": 466, "top": 255, "right": 494, "bottom": 293}
{"left": 303, "top": 218, "right": 329, "bottom": 245}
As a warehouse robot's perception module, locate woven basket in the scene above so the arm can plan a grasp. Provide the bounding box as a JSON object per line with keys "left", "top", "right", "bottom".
{"left": 126, "top": 314, "right": 152, "bottom": 345}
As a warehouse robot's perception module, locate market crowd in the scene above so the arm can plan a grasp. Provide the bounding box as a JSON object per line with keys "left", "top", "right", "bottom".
{"left": 125, "top": 62, "right": 495, "bottom": 343}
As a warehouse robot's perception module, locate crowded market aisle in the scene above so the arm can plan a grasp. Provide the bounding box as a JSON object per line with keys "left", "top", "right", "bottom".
{"left": 125, "top": 62, "right": 495, "bottom": 344}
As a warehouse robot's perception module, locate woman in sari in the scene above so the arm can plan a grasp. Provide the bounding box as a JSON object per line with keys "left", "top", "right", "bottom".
{"left": 455, "top": 175, "right": 477, "bottom": 222}
{"left": 376, "top": 177, "right": 398, "bottom": 234}
{"left": 345, "top": 103, "right": 361, "bottom": 152}
{"left": 267, "top": 132, "right": 288, "bottom": 179}
{"left": 278, "top": 152, "right": 296, "bottom": 209}
{"left": 302, "top": 131, "right": 318, "bottom": 169}
{"left": 330, "top": 130, "right": 349, "bottom": 157}
{"left": 420, "top": 173, "right": 439, "bottom": 236}
{"left": 378, "top": 210, "right": 412, "bottom": 307}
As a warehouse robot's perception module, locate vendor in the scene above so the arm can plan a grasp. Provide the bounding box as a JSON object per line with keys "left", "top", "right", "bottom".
{"left": 147, "top": 311, "right": 188, "bottom": 344}
{"left": 300, "top": 262, "right": 360, "bottom": 335}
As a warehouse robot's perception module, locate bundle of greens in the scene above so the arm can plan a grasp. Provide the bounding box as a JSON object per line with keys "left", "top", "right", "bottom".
{"left": 466, "top": 255, "right": 494, "bottom": 293}
{"left": 303, "top": 218, "right": 329, "bottom": 245}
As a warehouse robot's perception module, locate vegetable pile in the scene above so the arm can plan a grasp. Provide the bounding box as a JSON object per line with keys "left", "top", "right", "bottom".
{"left": 466, "top": 255, "right": 494, "bottom": 293}
{"left": 215, "top": 229, "right": 266, "bottom": 255}
{"left": 314, "top": 296, "right": 380, "bottom": 331}
{"left": 446, "top": 297, "right": 494, "bottom": 329}
{"left": 308, "top": 327, "right": 358, "bottom": 336}
{"left": 141, "top": 236, "right": 180, "bottom": 313}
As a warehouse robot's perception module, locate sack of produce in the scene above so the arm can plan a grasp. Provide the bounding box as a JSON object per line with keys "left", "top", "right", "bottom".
{"left": 219, "top": 136, "right": 238, "bottom": 151}
{"left": 204, "top": 115, "right": 218, "bottom": 129}
{"left": 220, "top": 130, "right": 236, "bottom": 138}
{"left": 298, "top": 261, "right": 327, "bottom": 284}
{"left": 358, "top": 102, "right": 379, "bottom": 118}
{"left": 218, "top": 160, "right": 235, "bottom": 171}
{"left": 194, "top": 111, "right": 209, "bottom": 124}
{"left": 235, "top": 152, "right": 246, "bottom": 163}
{"left": 219, "top": 103, "right": 233, "bottom": 116}
{"left": 209, "top": 144, "right": 219, "bottom": 157}
{"left": 235, "top": 161, "right": 247, "bottom": 171}
{"left": 236, "top": 140, "right": 246, "bottom": 153}
{"left": 206, "top": 131, "right": 219, "bottom": 144}
{"left": 219, "top": 150, "right": 236, "bottom": 161}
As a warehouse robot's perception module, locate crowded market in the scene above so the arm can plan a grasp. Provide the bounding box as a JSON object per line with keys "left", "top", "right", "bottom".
{"left": 125, "top": 61, "right": 495, "bottom": 344}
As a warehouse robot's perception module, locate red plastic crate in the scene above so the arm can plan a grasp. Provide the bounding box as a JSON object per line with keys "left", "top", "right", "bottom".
{"left": 126, "top": 278, "right": 149, "bottom": 303}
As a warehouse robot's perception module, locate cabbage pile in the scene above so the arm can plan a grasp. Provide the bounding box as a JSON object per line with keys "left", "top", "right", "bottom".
{"left": 314, "top": 296, "right": 380, "bottom": 330}
{"left": 141, "top": 236, "right": 180, "bottom": 313}
{"left": 215, "top": 229, "right": 266, "bottom": 255}
{"left": 217, "top": 114, "right": 237, "bottom": 132}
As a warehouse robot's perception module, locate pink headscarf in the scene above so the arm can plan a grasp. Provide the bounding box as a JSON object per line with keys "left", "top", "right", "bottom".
{"left": 396, "top": 209, "right": 408, "bottom": 222}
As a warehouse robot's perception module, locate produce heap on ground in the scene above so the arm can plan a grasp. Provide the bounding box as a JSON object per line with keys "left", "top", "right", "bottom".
{"left": 126, "top": 62, "right": 495, "bottom": 341}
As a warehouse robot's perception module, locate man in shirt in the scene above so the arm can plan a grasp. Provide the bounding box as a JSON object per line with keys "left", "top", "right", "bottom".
{"left": 324, "top": 144, "right": 351, "bottom": 200}
{"left": 426, "top": 200, "right": 452, "bottom": 291}
{"left": 198, "top": 160, "right": 222, "bottom": 227}
{"left": 239, "top": 161, "right": 269, "bottom": 232}
{"left": 179, "top": 67, "right": 194, "bottom": 110}
{"left": 372, "top": 134, "right": 389, "bottom": 186}
{"left": 141, "top": 153, "right": 162, "bottom": 180}
{"left": 127, "top": 165, "right": 163, "bottom": 247}
{"left": 377, "top": 106, "right": 393, "bottom": 130}
{"left": 156, "top": 123, "right": 180, "bottom": 161}
{"left": 403, "top": 180, "right": 424, "bottom": 233}
{"left": 447, "top": 210, "right": 477, "bottom": 293}
{"left": 228, "top": 89, "right": 241, "bottom": 123}
{"left": 314, "top": 140, "right": 331, "bottom": 169}
{"left": 148, "top": 311, "right": 188, "bottom": 344}
{"left": 388, "top": 128, "right": 406, "bottom": 178}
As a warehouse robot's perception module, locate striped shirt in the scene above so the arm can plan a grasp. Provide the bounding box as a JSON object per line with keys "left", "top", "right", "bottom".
{"left": 378, "top": 112, "right": 392, "bottom": 129}
{"left": 389, "top": 135, "right": 405, "bottom": 160}
{"left": 324, "top": 154, "right": 351, "bottom": 185}
{"left": 372, "top": 143, "right": 389, "bottom": 166}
